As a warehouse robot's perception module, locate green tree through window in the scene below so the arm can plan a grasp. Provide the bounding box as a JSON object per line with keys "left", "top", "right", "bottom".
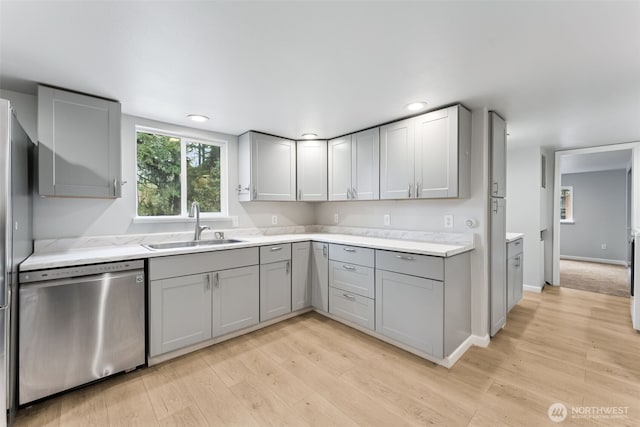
{"left": 136, "top": 130, "right": 223, "bottom": 216}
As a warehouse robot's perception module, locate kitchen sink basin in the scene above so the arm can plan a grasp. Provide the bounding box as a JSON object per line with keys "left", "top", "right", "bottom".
{"left": 142, "top": 239, "right": 244, "bottom": 251}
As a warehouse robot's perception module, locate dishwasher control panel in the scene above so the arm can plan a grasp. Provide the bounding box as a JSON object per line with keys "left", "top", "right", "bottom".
{"left": 20, "top": 260, "right": 145, "bottom": 283}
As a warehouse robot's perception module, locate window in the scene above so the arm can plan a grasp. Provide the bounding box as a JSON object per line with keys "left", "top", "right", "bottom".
{"left": 560, "top": 186, "right": 573, "bottom": 223}
{"left": 136, "top": 128, "right": 227, "bottom": 218}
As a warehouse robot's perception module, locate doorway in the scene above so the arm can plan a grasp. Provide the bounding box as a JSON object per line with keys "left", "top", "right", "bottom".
{"left": 553, "top": 145, "right": 636, "bottom": 297}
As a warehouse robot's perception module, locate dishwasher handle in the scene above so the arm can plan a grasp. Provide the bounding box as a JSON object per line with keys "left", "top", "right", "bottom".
{"left": 19, "top": 270, "right": 145, "bottom": 291}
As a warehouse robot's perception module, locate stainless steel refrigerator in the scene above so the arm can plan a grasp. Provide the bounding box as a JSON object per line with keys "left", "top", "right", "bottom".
{"left": 1, "top": 99, "right": 34, "bottom": 426}
{"left": 489, "top": 111, "right": 507, "bottom": 336}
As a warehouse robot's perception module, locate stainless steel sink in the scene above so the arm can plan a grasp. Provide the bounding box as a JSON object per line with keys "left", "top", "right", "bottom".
{"left": 142, "top": 239, "right": 244, "bottom": 251}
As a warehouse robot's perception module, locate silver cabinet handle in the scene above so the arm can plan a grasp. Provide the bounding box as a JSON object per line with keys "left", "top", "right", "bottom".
{"left": 408, "top": 183, "right": 413, "bottom": 198}
{"left": 206, "top": 274, "right": 211, "bottom": 290}
{"left": 343, "top": 248, "right": 356, "bottom": 252}
{"left": 343, "top": 293, "right": 356, "bottom": 301}
{"left": 515, "top": 256, "right": 521, "bottom": 267}
{"left": 214, "top": 272, "right": 219, "bottom": 288}
{"left": 415, "top": 182, "right": 420, "bottom": 198}
{"left": 395, "top": 255, "right": 414, "bottom": 261}
{"left": 493, "top": 182, "right": 499, "bottom": 195}
{"left": 347, "top": 188, "right": 351, "bottom": 200}
{"left": 253, "top": 187, "right": 257, "bottom": 199}
{"left": 298, "top": 189, "right": 302, "bottom": 199}
{"left": 493, "top": 199, "right": 498, "bottom": 214}
{"left": 322, "top": 245, "right": 327, "bottom": 257}
{"left": 286, "top": 261, "right": 290, "bottom": 274}
{"left": 113, "top": 179, "right": 117, "bottom": 197}
{"left": 352, "top": 188, "right": 357, "bottom": 200}
{"left": 342, "top": 264, "right": 356, "bottom": 271}
{"left": 270, "top": 246, "right": 283, "bottom": 251}
{"left": 515, "top": 240, "right": 521, "bottom": 245}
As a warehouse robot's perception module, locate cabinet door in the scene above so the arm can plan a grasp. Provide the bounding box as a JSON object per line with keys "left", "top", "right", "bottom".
{"left": 38, "top": 85, "right": 121, "bottom": 198}
{"left": 292, "top": 242, "right": 312, "bottom": 311}
{"left": 311, "top": 242, "right": 329, "bottom": 312}
{"left": 380, "top": 119, "right": 414, "bottom": 199}
{"left": 296, "top": 140, "right": 327, "bottom": 201}
{"left": 150, "top": 273, "right": 212, "bottom": 356}
{"left": 490, "top": 112, "right": 507, "bottom": 198}
{"left": 507, "top": 255, "right": 523, "bottom": 312}
{"left": 414, "top": 107, "right": 458, "bottom": 198}
{"left": 327, "top": 136, "right": 352, "bottom": 201}
{"left": 260, "top": 260, "right": 292, "bottom": 322}
{"left": 375, "top": 270, "right": 444, "bottom": 358}
{"left": 213, "top": 266, "right": 259, "bottom": 337}
{"left": 351, "top": 128, "right": 379, "bottom": 200}
{"left": 490, "top": 198, "right": 507, "bottom": 336}
{"left": 251, "top": 133, "right": 296, "bottom": 201}
{"left": 237, "top": 132, "right": 251, "bottom": 201}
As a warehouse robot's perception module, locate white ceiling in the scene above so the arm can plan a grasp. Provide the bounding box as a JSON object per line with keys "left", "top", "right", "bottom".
{"left": 560, "top": 149, "right": 632, "bottom": 174}
{"left": 1, "top": 1, "right": 639, "bottom": 150}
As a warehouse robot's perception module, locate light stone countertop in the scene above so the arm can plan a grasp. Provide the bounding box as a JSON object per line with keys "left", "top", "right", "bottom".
{"left": 506, "top": 232, "right": 524, "bottom": 243}
{"left": 20, "top": 233, "right": 475, "bottom": 272}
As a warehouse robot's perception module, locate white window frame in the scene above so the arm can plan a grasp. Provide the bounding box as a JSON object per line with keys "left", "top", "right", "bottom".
{"left": 134, "top": 126, "right": 228, "bottom": 222}
{"left": 560, "top": 185, "right": 574, "bottom": 223}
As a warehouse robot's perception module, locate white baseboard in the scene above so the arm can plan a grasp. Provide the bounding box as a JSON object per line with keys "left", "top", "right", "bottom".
{"left": 560, "top": 255, "right": 628, "bottom": 266}
{"left": 524, "top": 283, "right": 544, "bottom": 293}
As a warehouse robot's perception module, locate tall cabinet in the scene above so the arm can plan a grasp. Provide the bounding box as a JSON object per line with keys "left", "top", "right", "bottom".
{"left": 380, "top": 105, "right": 470, "bottom": 200}
{"left": 238, "top": 132, "right": 296, "bottom": 201}
{"left": 37, "top": 85, "right": 122, "bottom": 198}
{"left": 328, "top": 128, "right": 379, "bottom": 200}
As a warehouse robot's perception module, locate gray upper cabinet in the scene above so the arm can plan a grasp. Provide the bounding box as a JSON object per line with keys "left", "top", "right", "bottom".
{"left": 37, "top": 85, "right": 122, "bottom": 198}
{"left": 489, "top": 112, "right": 507, "bottom": 198}
{"left": 328, "top": 128, "right": 379, "bottom": 201}
{"left": 296, "top": 140, "right": 327, "bottom": 201}
{"left": 380, "top": 105, "right": 471, "bottom": 200}
{"left": 238, "top": 131, "right": 296, "bottom": 201}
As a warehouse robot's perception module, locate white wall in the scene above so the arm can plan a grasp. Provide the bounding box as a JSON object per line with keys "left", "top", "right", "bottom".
{"left": 506, "top": 145, "right": 544, "bottom": 288}
{"left": 1, "top": 90, "right": 315, "bottom": 239}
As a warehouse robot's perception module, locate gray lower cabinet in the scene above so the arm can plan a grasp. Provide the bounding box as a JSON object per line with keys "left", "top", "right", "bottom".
{"left": 507, "top": 238, "right": 524, "bottom": 312}
{"left": 374, "top": 250, "right": 471, "bottom": 359}
{"left": 329, "top": 287, "right": 375, "bottom": 330}
{"left": 213, "top": 266, "right": 259, "bottom": 337}
{"left": 260, "top": 244, "right": 292, "bottom": 322}
{"left": 150, "top": 273, "right": 212, "bottom": 357}
{"left": 311, "top": 242, "right": 329, "bottom": 312}
{"left": 375, "top": 270, "right": 444, "bottom": 357}
{"left": 292, "top": 242, "right": 312, "bottom": 311}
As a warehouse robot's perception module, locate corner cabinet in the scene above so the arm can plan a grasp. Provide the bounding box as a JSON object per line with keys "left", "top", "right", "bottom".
{"left": 292, "top": 242, "right": 312, "bottom": 310}
{"left": 380, "top": 105, "right": 471, "bottom": 200}
{"left": 311, "top": 242, "right": 329, "bottom": 312}
{"left": 296, "top": 140, "right": 327, "bottom": 201}
{"left": 37, "top": 85, "right": 122, "bottom": 198}
{"left": 238, "top": 131, "right": 296, "bottom": 201}
{"left": 328, "top": 128, "right": 379, "bottom": 201}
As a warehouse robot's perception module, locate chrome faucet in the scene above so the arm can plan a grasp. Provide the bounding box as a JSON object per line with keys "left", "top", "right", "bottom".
{"left": 188, "top": 201, "right": 210, "bottom": 241}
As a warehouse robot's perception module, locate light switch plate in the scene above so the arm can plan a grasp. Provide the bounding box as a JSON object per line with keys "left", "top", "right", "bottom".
{"left": 334, "top": 213, "right": 339, "bottom": 223}
{"left": 231, "top": 216, "right": 238, "bottom": 227}
{"left": 272, "top": 215, "right": 278, "bottom": 225}
{"left": 444, "top": 214, "right": 454, "bottom": 228}
{"left": 383, "top": 214, "right": 390, "bottom": 226}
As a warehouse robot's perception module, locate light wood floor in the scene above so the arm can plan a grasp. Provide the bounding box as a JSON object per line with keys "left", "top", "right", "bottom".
{"left": 15, "top": 286, "right": 640, "bottom": 426}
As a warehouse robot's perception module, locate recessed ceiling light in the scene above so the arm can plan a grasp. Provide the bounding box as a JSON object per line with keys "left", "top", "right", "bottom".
{"left": 301, "top": 133, "right": 318, "bottom": 139}
{"left": 187, "top": 114, "right": 209, "bottom": 122}
{"left": 406, "top": 102, "right": 428, "bottom": 111}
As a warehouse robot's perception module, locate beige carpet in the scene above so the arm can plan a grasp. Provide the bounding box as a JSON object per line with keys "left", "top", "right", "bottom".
{"left": 560, "top": 259, "right": 630, "bottom": 298}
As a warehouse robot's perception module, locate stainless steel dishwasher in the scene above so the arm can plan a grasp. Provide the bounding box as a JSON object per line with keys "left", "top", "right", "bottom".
{"left": 18, "top": 260, "right": 145, "bottom": 405}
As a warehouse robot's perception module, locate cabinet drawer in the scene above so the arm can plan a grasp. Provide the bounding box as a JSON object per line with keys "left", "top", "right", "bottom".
{"left": 260, "top": 243, "right": 292, "bottom": 264}
{"left": 375, "top": 250, "right": 443, "bottom": 281}
{"left": 329, "top": 244, "right": 374, "bottom": 267}
{"left": 329, "top": 287, "right": 375, "bottom": 331}
{"left": 149, "top": 247, "right": 259, "bottom": 280}
{"left": 328, "top": 260, "right": 374, "bottom": 298}
{"left": 507, "top": 239, "right": 523, "bottom": 258}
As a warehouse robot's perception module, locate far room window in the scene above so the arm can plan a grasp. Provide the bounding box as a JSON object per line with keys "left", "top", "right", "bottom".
{"left": 136, "top": 128, "right": 227, "bottom": 217}
{"left": 560, "top": 186, "right": 573, "bottom": 223}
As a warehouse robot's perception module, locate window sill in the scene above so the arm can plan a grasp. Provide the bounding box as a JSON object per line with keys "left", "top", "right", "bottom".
{"left": 132, "top": 215, "right": 232, "bottom": 224}
{"left": 560, "top": 220, "right": 575, "bottom": 224}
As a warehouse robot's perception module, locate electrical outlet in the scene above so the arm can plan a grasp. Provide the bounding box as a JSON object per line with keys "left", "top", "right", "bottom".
{"left": 383, "top": 214, "right": 390, "bottom": 226}
{"left": 231, "top": 216, "right": 238, "bottom": 227}
{"left": 444, "top": 214, "right": 454, "bottom": 229}
{"left": 601, "top": 243, "right": 607, "bottom": 250}
{"left": 271, "top": 215, "right": 278, "bottom": 225}
{"left": 334, "top": 213, "right": 339, "bottom": 224}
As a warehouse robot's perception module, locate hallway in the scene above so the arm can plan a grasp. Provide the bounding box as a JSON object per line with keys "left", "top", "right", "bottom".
{"left": 560, "top": 259, "right": 629, "bottom": 298}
